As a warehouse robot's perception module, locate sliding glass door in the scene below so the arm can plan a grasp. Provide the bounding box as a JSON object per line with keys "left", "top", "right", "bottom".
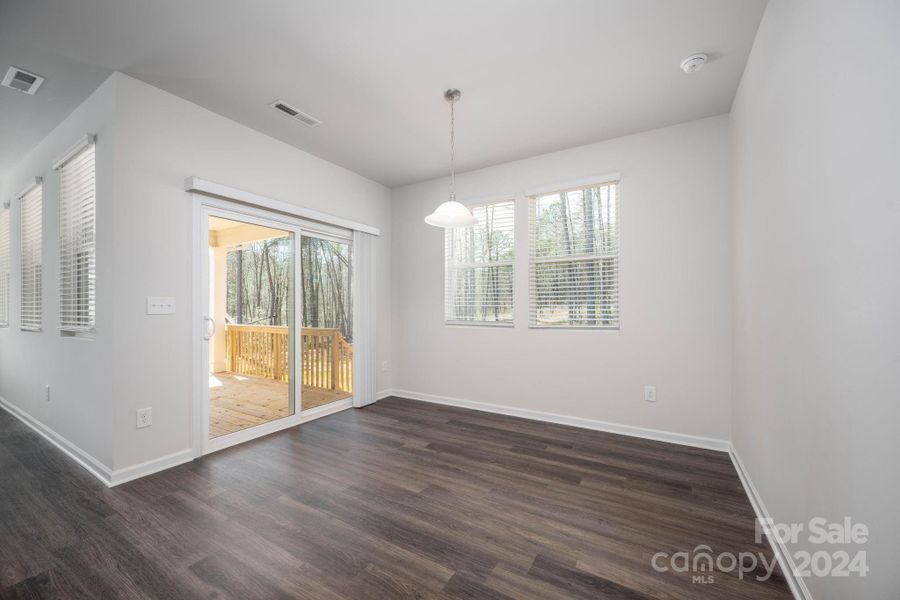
{"left": 299, "top": 234, "right": 353, "bottom": 410}
{"left": 204, "top": 211, "right": 297, "bottom": 441}
{"left": 199, "top": 202, "right": 358, "bottom": 452}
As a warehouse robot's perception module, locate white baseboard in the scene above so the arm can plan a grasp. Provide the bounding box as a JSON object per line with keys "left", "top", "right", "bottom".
{"left": 384, "top": 388, "right": 730, "bottom": 452}
{"left": 375, "top": 389, "right": 395, "bottom": 401}
{"left": 0, "top": 395, "right": 114, "bottom": 486}
{"left": 729, "top": 443, "right": 811, "bottom": 600}
{"left": 0, "top": 395, "right": 198, "bottom": 488}
{"left": 109, "top": 448, "right": 195, "bottom": 486}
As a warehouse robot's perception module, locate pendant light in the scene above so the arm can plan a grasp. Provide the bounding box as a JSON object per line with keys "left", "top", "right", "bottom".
{"left": 424, "top": 89, "right": 478, "bottom": 228}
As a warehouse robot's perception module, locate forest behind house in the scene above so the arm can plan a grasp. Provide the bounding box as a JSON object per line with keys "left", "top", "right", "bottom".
{"left": 226, "top": 235, "right": 354, "bottom": 341}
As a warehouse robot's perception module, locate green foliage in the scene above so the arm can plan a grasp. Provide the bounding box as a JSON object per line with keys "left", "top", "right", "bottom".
{"left": 226, "top": 237, "right": 291, "bottom": 326}
{"left": 226, "top": 235, "right": 353, "bottom": 341}
{"left": 300, "top": 237, "right": 353, "bottom": 341}
{"left": 531, "top": 184, "right": 619, "bottom": 327}
{"left": 446, "top": 202, "right": 514, "bottom": 323}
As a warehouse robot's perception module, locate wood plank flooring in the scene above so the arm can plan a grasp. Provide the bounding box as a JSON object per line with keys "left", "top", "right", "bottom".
{"left": 0, "top": 397, "right": 792, "bottom": 599}
{"left": 209, "top": 372, "right": 350, "bottom": 437}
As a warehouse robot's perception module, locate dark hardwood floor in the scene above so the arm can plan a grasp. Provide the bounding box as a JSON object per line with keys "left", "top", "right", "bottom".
{"left": 0, "top": 397, "right": 792, "bottom": 599}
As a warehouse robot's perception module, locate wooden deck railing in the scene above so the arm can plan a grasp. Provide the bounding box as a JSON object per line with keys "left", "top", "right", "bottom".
{"left": 225, "top": 324, "right": 352, "bottom": 392}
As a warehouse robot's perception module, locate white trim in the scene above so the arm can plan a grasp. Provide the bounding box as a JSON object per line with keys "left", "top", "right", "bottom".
{"left": 352, "top": 230, "right": 377, "bottom": 407}
{"left": 15, "top": 176, "right": 42, "bottom": 201}
{"left": 191, "top": 196, "right": 204, "bottom": 456}
{"left": 109, "top": 449, "right": 194, "bottom": 487}
{"left": 458, "top": 193, "right": 516, "bottom": 208}
{"left": 0, "top": 395, "right": 113, "bottom": 485}
{"left": 376, "top": 389, "right": 395, "bottom": 401}
{"left": 204, "top": 399, "right": 353, "bottom": 456}
{"left": 185, "top": 177, "right": 380, "bottom": 236}
{"left": 729, "top": 444, "right": 811, "bottom": 600}
{"left": 195, "top": 201, "right": 304, "bottom": 455}
{"left": 53, "top": 133, "right": 95, "bottom": 170}
{"left": 0, "top": 393, "right": 351, "bottom": 487}
{"left": 444, "top": 321, "right": 515, "bottom": 329}
{"left": 524, "top": 172, "right": 621, "bottom": 198}
{"left": 387, "top": 389, "right": 729, "bottom": 452}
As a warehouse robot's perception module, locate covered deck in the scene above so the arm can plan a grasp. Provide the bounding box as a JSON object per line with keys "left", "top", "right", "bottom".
{"left": 207, "top": 216, "right": 353, "bottom": 439}
{"left": 209, "top": 325, "right": 353, "bottom": 438}
{"left": 209, "top": 372, "right": 349, "bottom": 438}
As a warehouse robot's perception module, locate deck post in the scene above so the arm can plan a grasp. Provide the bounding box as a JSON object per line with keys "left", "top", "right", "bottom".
{"left": 331, "top": 329, "right": 340, "bottom": 390}
{"left": 272, "top": 330, "right": 281, "bottom": 380}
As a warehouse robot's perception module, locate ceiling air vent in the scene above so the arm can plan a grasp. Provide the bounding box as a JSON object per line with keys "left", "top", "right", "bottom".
{"left": 2, "top": 66, "right": 44, "bottom": 95}
{"left": 269, "top": 99, "right": 322, "bottom": 128}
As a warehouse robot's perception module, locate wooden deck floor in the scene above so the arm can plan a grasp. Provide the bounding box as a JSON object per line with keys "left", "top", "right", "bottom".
{"left": 0, "top": 397, "right": 792, "bottom": 599}
{"left": 209, "top": 372, "right": 350, "bottom": 438}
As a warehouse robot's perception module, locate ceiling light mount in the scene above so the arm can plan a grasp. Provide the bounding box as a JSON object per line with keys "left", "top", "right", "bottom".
{"left": 424, "top": 88, "right": 477, "bottom": 228}
{"left": 680, "top": 53, "right": 708, "bottom": 74}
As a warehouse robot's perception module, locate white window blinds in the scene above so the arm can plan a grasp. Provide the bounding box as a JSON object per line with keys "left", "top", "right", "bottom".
{"left": 20, "top": 182, "right": 43, "bottom": 331}
{"left": 444, "top": 200, "right": 515, "bottom": 325}
{"left": 0, "top": 208, "right": 9, "bottom": 326}
{"left": 528, "top": 181, "right": 619, "bottom": 328}
{"left": 57, "top": 139, "right": 96, "bottom": 333}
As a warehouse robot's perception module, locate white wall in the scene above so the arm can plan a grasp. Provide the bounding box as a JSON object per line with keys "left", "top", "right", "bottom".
{"left": 109, "top": 74, "right": 392, "bottom": 470}
{"left": 730, "top": 1, "right": 900, "bottom": 598}
{"left": 0, "top": 72, "right": 392, "bottom": 475}
{"left": 391, "top": 115, "right": 732, "bottom": 441}
{"left": 0, "top": 76, "right": 118, "bottom": 468}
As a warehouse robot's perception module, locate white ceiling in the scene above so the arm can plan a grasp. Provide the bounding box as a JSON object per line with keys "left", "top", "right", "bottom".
{"left": 0, "top": 0, "right": 767, "bottom": 188}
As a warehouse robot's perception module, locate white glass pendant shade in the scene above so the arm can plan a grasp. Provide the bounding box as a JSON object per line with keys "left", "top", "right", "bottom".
{"left": 424, "top": 198, "right": 478, "bottom": 227}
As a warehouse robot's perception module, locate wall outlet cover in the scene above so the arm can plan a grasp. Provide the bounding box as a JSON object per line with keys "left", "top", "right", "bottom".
{"left": 644, "top": 385, "right": 657, "bottom": 403}
{"left": 136, "top": 407, "right": 153, "bottom": 428}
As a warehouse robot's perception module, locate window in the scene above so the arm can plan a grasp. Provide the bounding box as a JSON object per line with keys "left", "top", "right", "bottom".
{"left": 444, "top": 199, "right": 515, "bottom": 325}
{"left": 0, "top": 207, "right": 9, "bottom": 327}
{"left": 528, "top": 181, "right": 619, "bottom": 328}
{"left": 20, "top": 181, "right": 42, "bottom": 331}
{"left": 58, "top": 138, "right": 96, "bottom": 333}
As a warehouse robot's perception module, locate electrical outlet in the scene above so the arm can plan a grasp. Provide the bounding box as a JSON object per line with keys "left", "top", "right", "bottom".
{"left": 644, "top": 385, "right": 657, "bottom": 403}
{"left": 136, "top": 407, "right": 153, "bottom": 429}
{"left": 147, "top": 296, "right": 176, "bottom": 315}
{"left": 44, "top": 385, "right": 50, "bottom": 402}
{"left": 381, "top": 360, "right": 389, "bottom": 372}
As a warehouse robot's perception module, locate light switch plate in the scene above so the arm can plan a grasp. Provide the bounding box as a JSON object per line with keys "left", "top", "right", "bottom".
{"left": 147, "top": 296, "right": 176, "bottom": 315}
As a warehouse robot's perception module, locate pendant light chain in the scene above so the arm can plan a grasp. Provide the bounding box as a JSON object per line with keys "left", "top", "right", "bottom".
{"left": 449, "top": 96, "right": 455, "bottom": 199}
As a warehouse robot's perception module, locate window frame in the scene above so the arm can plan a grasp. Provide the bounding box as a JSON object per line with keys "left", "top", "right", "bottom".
{"left": 56, "top": 134, "right": 97, "bottom": 337}
{"left": 443, "top": 195, "right": 516, "bottom": 328}
{"left": 18, "top": 178, "right": 43, "bottom": 332}
{"left": 527, "top": 178, "right": 621, "bottom": 330}
{"left": 0, "top": 203, "right": 9, "bottom": 327}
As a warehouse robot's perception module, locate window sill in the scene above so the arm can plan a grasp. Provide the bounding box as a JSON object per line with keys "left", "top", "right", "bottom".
{"left": 528, "top": 325, "right": 620, "bottom": 331}
{"left": 60, "top": 329, "right": 95, "bottom": 340}
{"left": 444, "top": 321, "right": 514, "bottom": 329}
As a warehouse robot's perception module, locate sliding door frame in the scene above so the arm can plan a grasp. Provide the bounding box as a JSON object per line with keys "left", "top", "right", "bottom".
{"left": 191, "top": 193, "right": 354, "bottom": 457}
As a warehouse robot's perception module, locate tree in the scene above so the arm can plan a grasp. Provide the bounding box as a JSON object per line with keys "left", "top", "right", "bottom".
{"left": 227, "top": 235, "right": 353, "bottom": 340}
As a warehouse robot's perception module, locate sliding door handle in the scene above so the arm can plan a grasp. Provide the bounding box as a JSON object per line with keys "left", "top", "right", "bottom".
{"left": 203, "top": 315, "right": 216, "bottom": 341}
